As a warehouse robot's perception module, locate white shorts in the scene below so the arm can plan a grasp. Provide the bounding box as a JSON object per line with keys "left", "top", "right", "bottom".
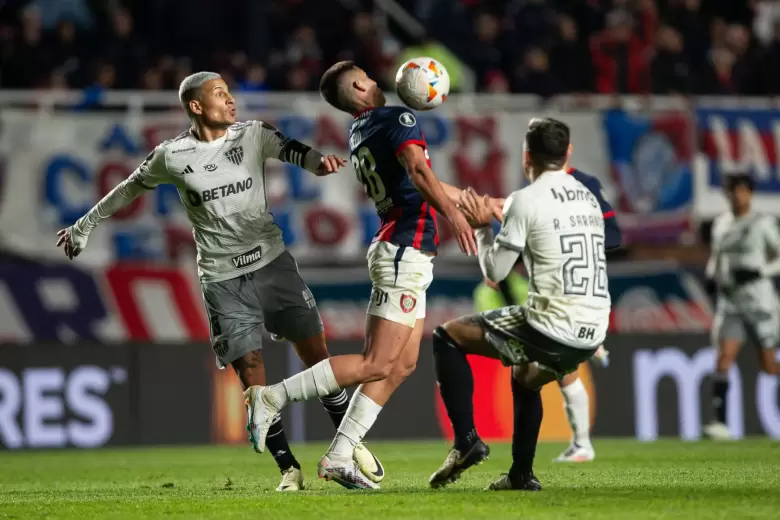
{"left": 366, "top": 241, "right": 434, "bottom": 327}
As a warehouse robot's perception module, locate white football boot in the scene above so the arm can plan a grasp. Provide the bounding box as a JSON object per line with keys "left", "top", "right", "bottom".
{"left": 554, "top": 443, "right": 595, "bottom": 463}
{"left": 703, "top": 421, "right": 732, "bottom": 441}
{"left": 353, "top": 443, "right": 385, "bottom": 483}
{"left": 244, "top": 386, "right": 284, "bottom": 453}
{"left": 318, "top": 454, "right": 379, "bottom": 490}
{"left": 591, "top": 345, "right": 610, "bottom": 368}
{"left": 276, "top": 467, "right": 304, "bottom": 492}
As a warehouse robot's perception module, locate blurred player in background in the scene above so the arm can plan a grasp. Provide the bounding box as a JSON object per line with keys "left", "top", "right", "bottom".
{"left": 55, "top": 71, "right": 385, "bottom": 491}
{"left": 429, "top": 118, "right": 612, "bottom": 491}
{"left": 244, "top": 61, "right": 502, "bottom": 489}
{"left": 704, "top": 173, "right": 780, "bottom": 441}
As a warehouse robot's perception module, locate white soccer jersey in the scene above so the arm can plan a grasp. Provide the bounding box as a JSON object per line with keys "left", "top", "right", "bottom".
{"left": 75, "top": 120, "right": 318, "bottom": 283}
{"left": 708, "top": 211, "right": 780, "bottom": 313}
{"left": 496, "top": 170, "right": 611, "bottom": 348}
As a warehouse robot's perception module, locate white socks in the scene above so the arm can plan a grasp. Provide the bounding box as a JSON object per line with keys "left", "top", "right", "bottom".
{"left": 270, "top": 359, "right": 341, "bottom": 404}
{"left": 328, "top": 388, "right": 383, "bottom": 458}
{"left": 561, "top": 378, "right": 592, "bottom": 448}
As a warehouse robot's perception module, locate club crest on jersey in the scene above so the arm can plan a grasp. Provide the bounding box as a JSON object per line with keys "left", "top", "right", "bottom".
{"left": 225, "top": 145, "right": 244, "bottom": 166}
{"left": 399, "top": 112, "right": 416, "bottom": 127}
{"left": 400, "top": 293, "right": 417, "bottom": 313}
{"left": 231, "top": 245, "right": 262, "bottom": 268}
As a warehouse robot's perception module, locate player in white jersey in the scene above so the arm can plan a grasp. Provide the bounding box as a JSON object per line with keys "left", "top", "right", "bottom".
{"left": 703, "top": 173, "right": 780, "bottom": 441}
{"left": 428, "top": 118, "right": 611, "bottom": 491}
{"left": 55, "top": 72, "right": 385, "bottom": 491}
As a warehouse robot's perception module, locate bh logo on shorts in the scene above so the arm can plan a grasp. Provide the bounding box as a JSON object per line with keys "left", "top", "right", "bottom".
{"left": 400, "top": 294, "right": 417, "bottom": 314}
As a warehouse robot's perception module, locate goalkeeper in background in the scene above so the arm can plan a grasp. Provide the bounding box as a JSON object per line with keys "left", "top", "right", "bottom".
{"left": 473, "top": 263, "right": 608, "bottom": 462}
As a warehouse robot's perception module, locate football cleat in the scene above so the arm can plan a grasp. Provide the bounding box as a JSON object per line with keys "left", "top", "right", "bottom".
{"left": 276, "top": 466, "right": 304, "bottom": 492}
{"left": 429, "top": 439, "right": 490, "bottom": 489}
{"left": 486, "top": 472, "right": 542, "bottom": 491}
{"left": 591, "top": 345, "right": 610, "bottom": 368}
{"left": 354, "top": 443, "right": 385, "bottom": 483}
{"left": 553, "top": 443, "right": 595, "bottom": 463}
{"left": 244, "top": 385, "right": 284, "bottom": 453}
{"left": 318, "top": 454, "right": 379, "bottom": 490}
{"left": 703, "top": 421, "right": 732, "bottom": 441}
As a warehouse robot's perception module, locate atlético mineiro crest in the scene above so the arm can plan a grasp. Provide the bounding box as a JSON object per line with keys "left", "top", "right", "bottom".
{"left": 400, "top": 293, "right": 417, "bottom": 313}
{"left": 225, "top": 145, "right": 244, "bottom": 166}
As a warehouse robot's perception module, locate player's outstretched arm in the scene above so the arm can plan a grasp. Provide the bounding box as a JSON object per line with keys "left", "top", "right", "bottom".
{"left": 398, "top": 144, "right": 477, "bottom": 255}
{"left": 258, "top": 121, "right": 345, "bottom": 176}
{"left": 55, "top": 148, "right": 168, "bottom": 259}
{"left": 459, "top": 188, "right": 522, "bottom": 283}
{"left": 439, "top": 181, "right": 505, "bottom": 223}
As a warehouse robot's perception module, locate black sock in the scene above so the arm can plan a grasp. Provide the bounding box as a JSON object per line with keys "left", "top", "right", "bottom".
{"left": 319, "top": 389, "right": 350, "bottom": 429}
{"left": 433, "top": 327, "right": 478, "bottom": 451}
{"left": 712, "top": 374, "right": 729, "bottom": 424}
{"left": 265, "top": 413, "right": 300, "bottom": 471}
{"left": 508, "top": 375, "right": 543, "bottom": 479}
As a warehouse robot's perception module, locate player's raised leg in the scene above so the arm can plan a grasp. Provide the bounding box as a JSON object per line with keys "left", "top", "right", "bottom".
{"left": 241, "top": 251, "right": 384, "bottom": 481}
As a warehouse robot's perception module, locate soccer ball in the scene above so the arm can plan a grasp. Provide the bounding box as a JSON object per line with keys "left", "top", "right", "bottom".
{"left": 395, "top": 57, "right": 450, "bottom": 111}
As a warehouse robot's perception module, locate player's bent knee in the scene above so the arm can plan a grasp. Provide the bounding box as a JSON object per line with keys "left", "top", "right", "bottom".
{"left": 433, "top": 326, "right": 461, "bottom": 352}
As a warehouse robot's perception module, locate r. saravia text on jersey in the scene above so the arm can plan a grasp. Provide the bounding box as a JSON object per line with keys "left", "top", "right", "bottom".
{"left": 129, "top": 121, "right": 290, "bottom": 282}
{"left": 498, "top": 170, "right": 611, "bottom": 349}
{"left": 348, "top": 106, "right": 438, "bottom": 252}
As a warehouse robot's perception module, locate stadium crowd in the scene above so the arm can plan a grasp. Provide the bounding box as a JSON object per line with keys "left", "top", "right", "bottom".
{"left": 0, "top": 0, "right": 777, "bottom": 96}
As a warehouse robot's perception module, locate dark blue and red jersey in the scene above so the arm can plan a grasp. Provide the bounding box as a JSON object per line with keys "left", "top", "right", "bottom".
{"left": 567, "top": 167, "right": 622, "bottom": 250}
{"left": 349, "top": 106, "right": 438, "bottom": 253}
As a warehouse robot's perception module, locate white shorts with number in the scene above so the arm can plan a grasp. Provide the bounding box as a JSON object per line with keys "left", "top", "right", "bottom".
{"left": 366, "top": 241, "right": 434, "bottom": 327}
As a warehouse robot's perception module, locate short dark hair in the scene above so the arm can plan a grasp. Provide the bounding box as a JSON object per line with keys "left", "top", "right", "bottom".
{"left": 724, "top": 173, "right": 754, "bottom": 192}
{"left": 525, "top": 117, "right": 570, "bottom": 170}
{"left": 319, "top": 61, "right": 358, "bottom": 113}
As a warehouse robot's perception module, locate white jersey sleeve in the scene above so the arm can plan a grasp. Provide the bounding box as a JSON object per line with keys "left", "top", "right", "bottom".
{"left": 254, "top": 121, "right": 324, "bottom": 174}
{"left": 73, "top": 145, "right": 170, "bottom": 236}
{"left": 495, "top": 191, "right": 531, "bottom": 253}
{"left": 476, "top": 191, "right": 529, "bottom": 282}
{"left": 129, "top": 145, "right": 171, "bottom": 188}
{"left": 759, "top": 215, "right": 780, "bottom": 277}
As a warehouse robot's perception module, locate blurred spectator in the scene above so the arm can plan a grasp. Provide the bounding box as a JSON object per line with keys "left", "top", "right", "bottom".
{"left": 695, "top": 46, "right": 737, "bottom": 94}
{"left": 665, "top": 0, "right": 707, "bottom": 68}
{"left": 2, "top": 7, "right": 47, "bottom": 87}
{"left": 104, "top": 7, "right": 146, "bottom": 89}
{"left": 338, "top": 12, "right": 397, "bottom": 89}
{"left": 484, "top": 69, "right": 510, "bottom": 93}
{"left": 761, "top": 20, "right": 780, "bottom": 94}
{"left": 468, "top": 13, "right": 507, "bottom": 91}
{"left": 591, "top": 9, "right": 654, "bottom": 94}
{"left": 651, "top": 25, "right": 691, "bottom": 94}
{"left": 239, "top": 63, "right": 270, "bottom": 92}
{"left": 286, "top": 25, "right": 322, "bottom": 76}
{"left": 25, "top": 0, "right": 93, "bottom": 30}
{"left": 514, "top": 47, "right": 562, "bottom": 98}
{"left": 725, "top": 24, "right": 761, "bottom": 94}
{"left": 549, "top": 14, "right": 594, "bottom": 93}
{"left": 506, "top": 0, "right": 558, "bottom": 51}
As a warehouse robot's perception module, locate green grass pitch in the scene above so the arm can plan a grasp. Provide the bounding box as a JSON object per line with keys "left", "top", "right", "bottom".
{"left": 2, "top": 439, "right": 779, "bottom": 519}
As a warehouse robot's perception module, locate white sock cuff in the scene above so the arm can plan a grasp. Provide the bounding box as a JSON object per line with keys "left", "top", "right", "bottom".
{"left": 561, "top": 377, "right": 586, "bottom": 401}
{"left": 312, "top": 359, "right": 341, "bottom": 396}
{"left": 352, "top": 391, "right": 383, "bottom": 416}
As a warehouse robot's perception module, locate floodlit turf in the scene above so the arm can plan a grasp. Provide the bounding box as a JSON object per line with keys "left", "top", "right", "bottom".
{"left": 1, "top": 439, "right": 779, "bottom": 519}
